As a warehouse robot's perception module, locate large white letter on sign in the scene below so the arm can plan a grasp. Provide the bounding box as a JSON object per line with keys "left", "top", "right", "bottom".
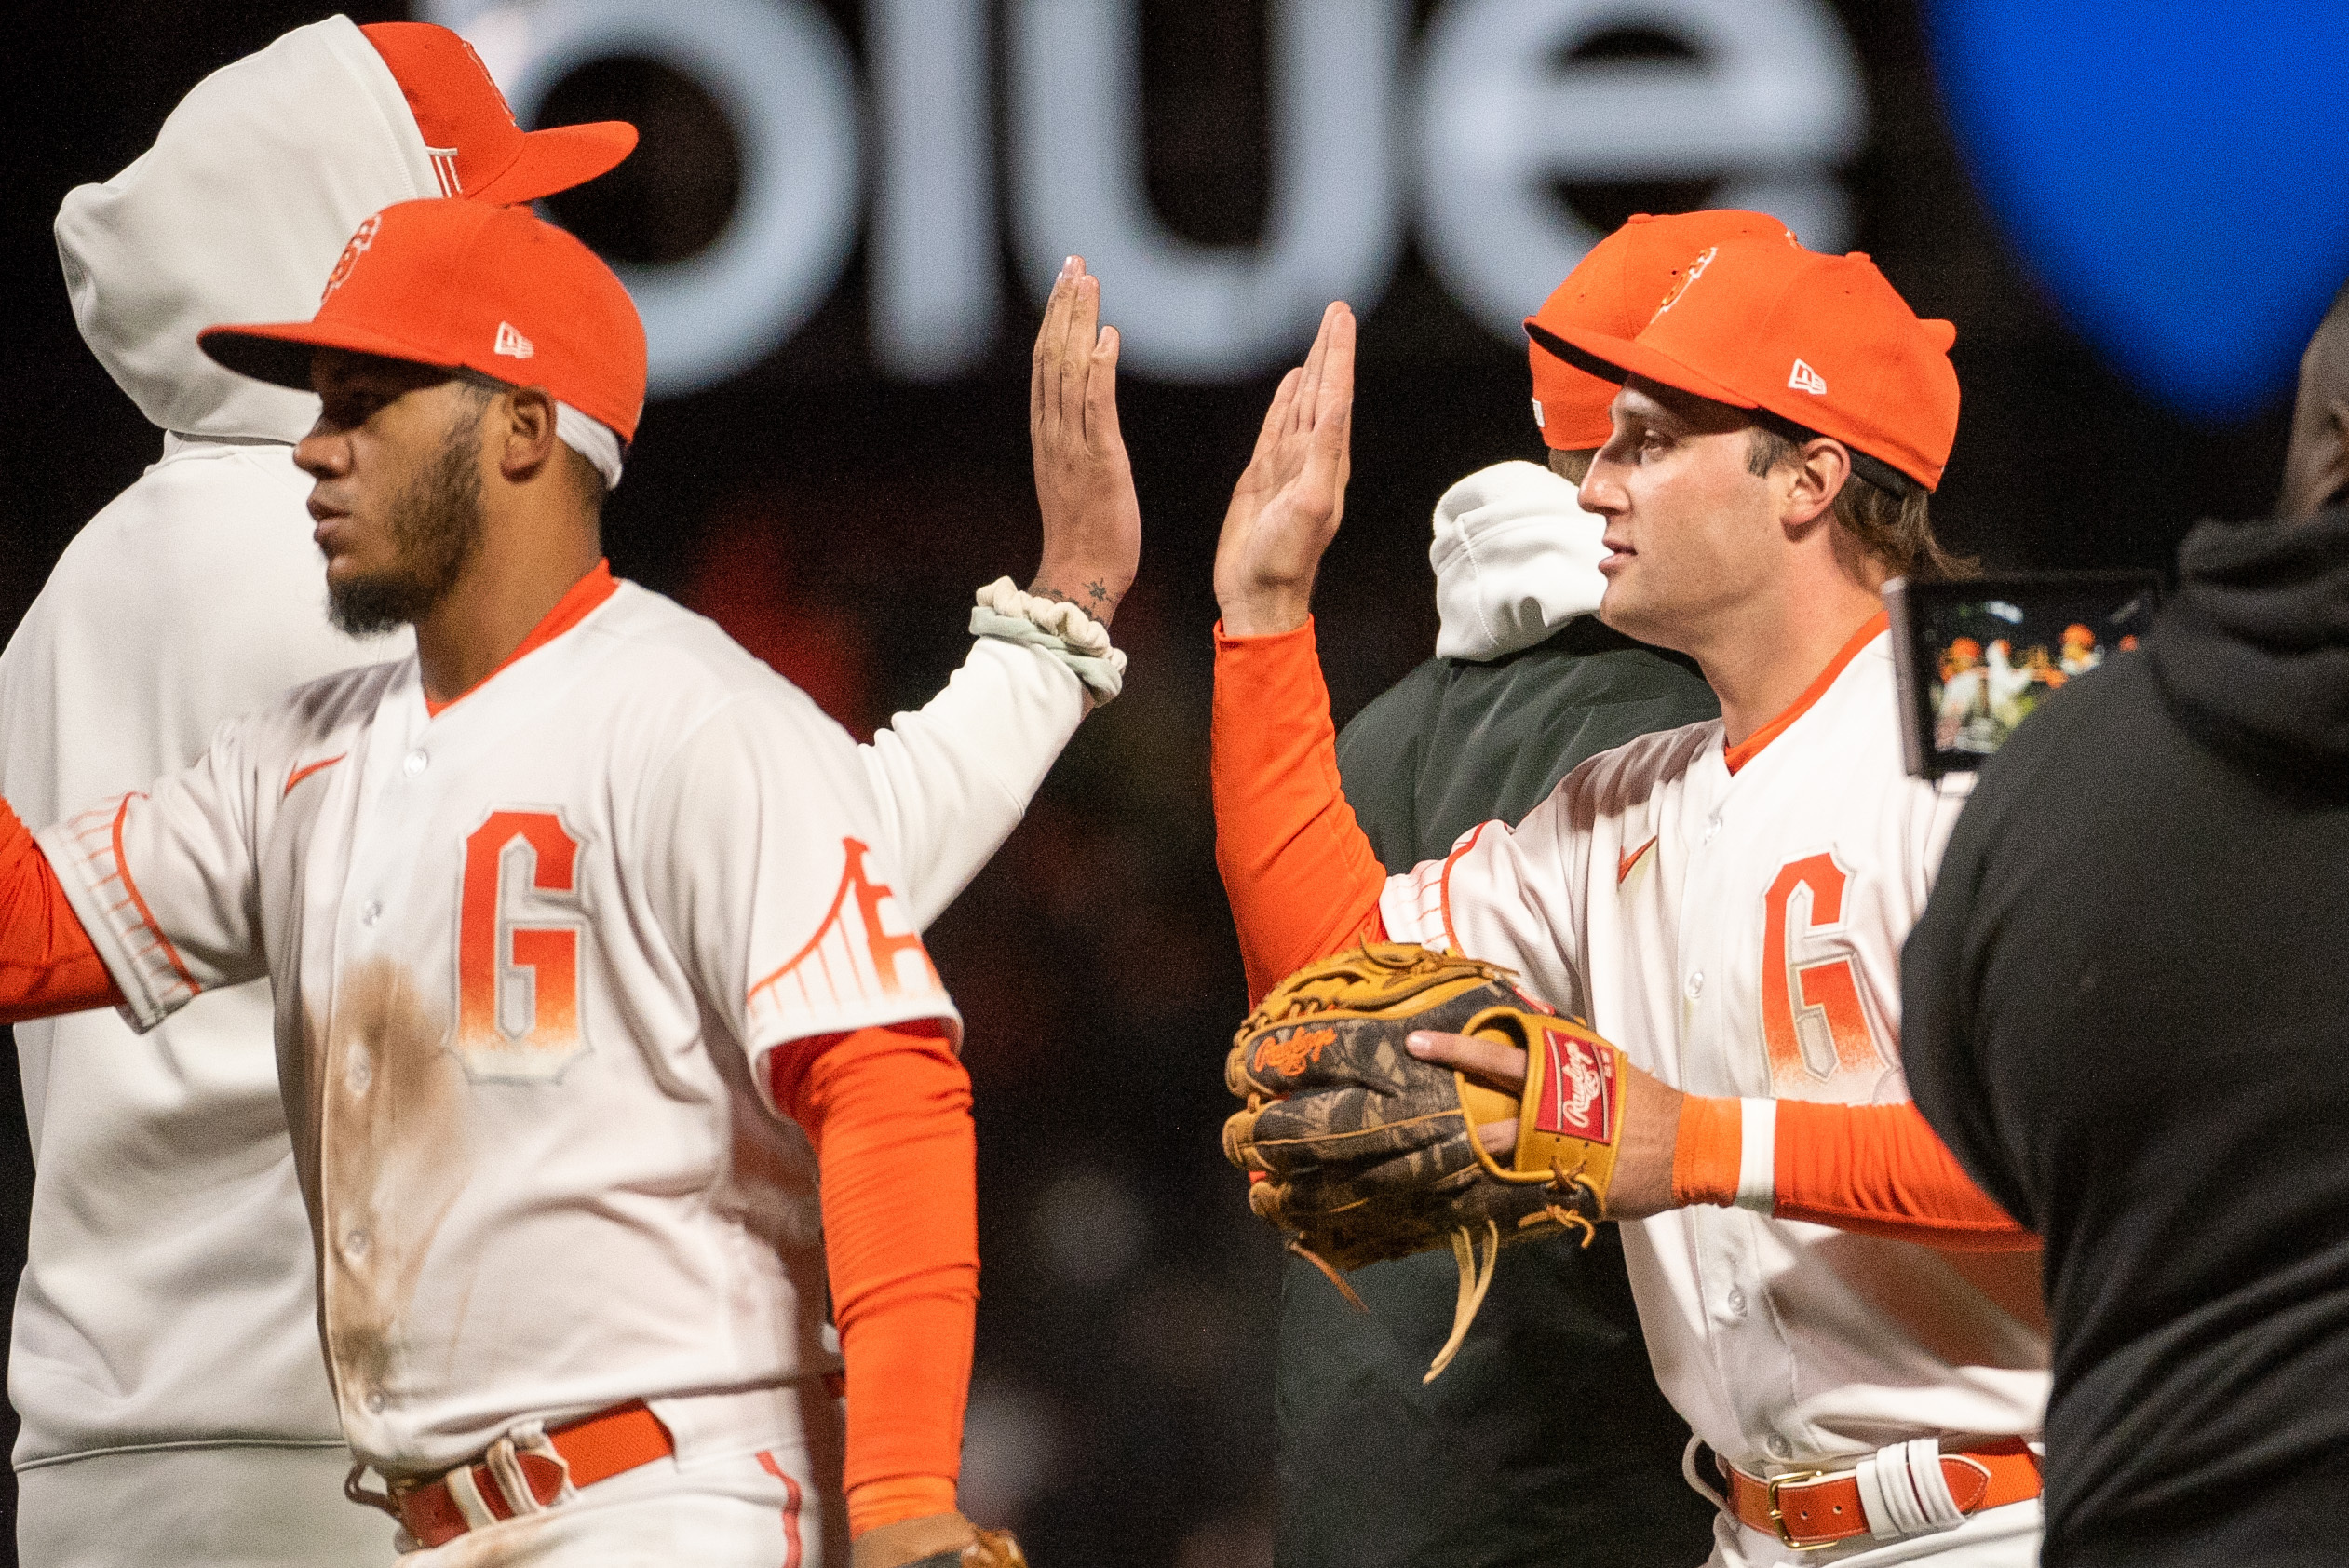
{"left": 1414, "top": 0, "right": 1863, "bottom": 345}
{"left": 1010, "top": 0, "right": 1408, "bottom": 381}
{"left": 871, "top": 0, "right": 998, "bottom": 380}
{"left": 428, "top": 0, "right": 861, "bottom": 396}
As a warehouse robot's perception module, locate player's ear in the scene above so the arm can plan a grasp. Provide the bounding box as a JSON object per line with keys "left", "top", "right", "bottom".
{"left": 1780, "top": 437, "right": 1851, "bottom": 531}
{"left": 495, "top": 385, "right": 562, "bottom": 484}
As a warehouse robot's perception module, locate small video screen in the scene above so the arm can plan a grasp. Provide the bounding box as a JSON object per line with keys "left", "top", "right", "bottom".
{"left": 1885, "top": 573, "right": 2161, "bottom": 777}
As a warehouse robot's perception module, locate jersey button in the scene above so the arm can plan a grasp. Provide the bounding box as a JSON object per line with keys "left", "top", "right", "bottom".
{"left": 346, "top": 1052, "right": 372, "bottom": 1094}
{"left": 365, "top": 1389, "right": 388, "bottom": 1414}
{"left": 403, "top": 750, "right": 428, "bottom": 777}
{"left": 359, "top": 900, "right": 382, "bottom": 927}
{"left": 1766, "top": 1434, "right": 1793, "bottom": 1461}
{"left": 1725, "top": 1286, "right": 1747, "bottom": 1318}
{"left": 344, "top": 1227, "right": 371, "bottom": 1259}
{"left": 1686, "top": 971, "right": 1705, "bottom": 1000}
{"left": 1703, "top": 815, "right": 1722, "bottom": 844}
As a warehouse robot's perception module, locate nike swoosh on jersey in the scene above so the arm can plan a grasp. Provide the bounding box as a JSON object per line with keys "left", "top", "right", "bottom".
{"left": 282, "top": 754, "right": 347, "bottom": 797}
{"left": 1617, "top": 834, "right": 1659, "bottom": 885}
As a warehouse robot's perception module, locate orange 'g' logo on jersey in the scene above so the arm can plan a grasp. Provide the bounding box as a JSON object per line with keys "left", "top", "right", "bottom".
{"left": 1760, "top": 851, "right": 1884, "bottom": 1099}
{"left": 1253, "top": 1027, "right": 1335, "bottom": 1078}
{"left": 322, "top": 215, "right": 380, "bottom": 302}
{"left": 455, "top": 808, "right": 589, "bottom": 1083}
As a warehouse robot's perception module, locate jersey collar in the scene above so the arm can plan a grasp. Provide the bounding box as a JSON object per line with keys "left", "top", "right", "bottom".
{"left": 423, "top": 559, "right": 619, "bottom": 717}
{"left": 1722, "top": 609, "right": 1888, "bottom": 775}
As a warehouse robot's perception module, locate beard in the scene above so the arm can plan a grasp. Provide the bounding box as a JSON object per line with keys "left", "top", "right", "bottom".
{"left": 327, "top": 412, "right": 486, "bottom": 638}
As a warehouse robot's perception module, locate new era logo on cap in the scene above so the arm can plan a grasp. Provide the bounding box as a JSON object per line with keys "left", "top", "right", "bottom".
{"left": 494, "top": 321, "right": 534, "bottom": 359}
{"left": 1789, "top": 358, "right": 1828, "bottom": 395}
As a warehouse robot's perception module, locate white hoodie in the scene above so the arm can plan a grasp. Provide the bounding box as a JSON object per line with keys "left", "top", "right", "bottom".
{"left": 4, "top": 11, "right": 1079, "bottom": 1494}
{"left": 1428, "top": 459, "right": 1609, "bottom": 661}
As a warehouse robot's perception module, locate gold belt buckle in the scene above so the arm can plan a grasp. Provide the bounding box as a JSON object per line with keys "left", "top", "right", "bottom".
{"left": 1766, "top": 1469, "right": 1835, "bottom": 1551}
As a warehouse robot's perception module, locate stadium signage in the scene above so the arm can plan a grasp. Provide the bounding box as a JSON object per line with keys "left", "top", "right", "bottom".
{"left": 431, "top": 0, "right": 1862, "bottom": 394}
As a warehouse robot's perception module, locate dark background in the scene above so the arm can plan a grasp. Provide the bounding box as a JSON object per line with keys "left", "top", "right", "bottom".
{"left": 0, "top": 3, "right": 2305, "bottom": 1564}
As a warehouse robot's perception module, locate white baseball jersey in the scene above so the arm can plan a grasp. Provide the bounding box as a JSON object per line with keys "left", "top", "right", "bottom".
{"left": 1380, "top": 625, "right": 2049, "bottom": 1478}
{"left": 32, "top": 578, "right": 958, "bottom": 1475}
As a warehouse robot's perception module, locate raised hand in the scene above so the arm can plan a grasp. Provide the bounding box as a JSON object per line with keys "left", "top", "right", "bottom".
{"left": 1028, "top": 256, "right": 1140, "bottom": 628}
{"left": 1214, "top": 302, "right": 1356, "bottom": 636}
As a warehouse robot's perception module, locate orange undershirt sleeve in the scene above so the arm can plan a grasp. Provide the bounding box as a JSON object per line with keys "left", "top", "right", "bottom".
{"left": 1670, "top": 1094, "right": 1742, "bottom": 1209}
{"left": 1670, "top": 1093, "right": 2034, "bottom": 1250}
{"left": 0, "top": 800, "right": 124, "bottom": 1021}
{"left": 769, "top": 1021, "right": 976, "bottom": 1537}
{"left": 1211, "top": 618, "right": 1389, "bottom": 1005}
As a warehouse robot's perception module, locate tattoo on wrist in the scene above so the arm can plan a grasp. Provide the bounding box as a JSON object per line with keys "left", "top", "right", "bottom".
{"left": 1028, "top": 574, "right": 1122, "bottom": 624}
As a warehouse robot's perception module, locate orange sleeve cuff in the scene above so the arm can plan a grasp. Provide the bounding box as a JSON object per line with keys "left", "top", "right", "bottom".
{"left": 1668, "top": 1095, "right": 2034, "bottom": 1250}
{"left": 0, "top": 799, "right": 123, "bottom": 1022}
{"left": 1776, "top": 1100, "right": 2036, "bottom": 1250}
{"left": 1670, "top": 1094, "right": 1743, "bottom": 1209}
{"left": 769, "top": 1022, "right": 975, "bottom": 1533}
{"left": 1210, "top": 617, "right": 1387, "bottom": 1004}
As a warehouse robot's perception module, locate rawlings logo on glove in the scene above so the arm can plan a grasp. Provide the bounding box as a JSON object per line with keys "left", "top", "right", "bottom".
{"left": 1222, "top": 943, "right": 1628, "bottom": 1380}
{"left": 1537, "top": 1025, "right": 1614, "bottom": 1141}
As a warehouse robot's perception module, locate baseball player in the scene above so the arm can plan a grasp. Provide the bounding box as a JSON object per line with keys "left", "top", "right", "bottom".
{"left": 1209, "top": 233, "right": 2049, "bottom": 1564}
{"left": 5, "top": 20, "right": 1127, "bottom": 1567}
{"left": 1276, "top": 216, "right": 1783, "bottom": 1568}
{"left": 0, "top": 196, "right": 1081, "bottom": 1565}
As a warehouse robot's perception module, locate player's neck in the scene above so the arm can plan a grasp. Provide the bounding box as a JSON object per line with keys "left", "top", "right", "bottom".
{"left": 1694, "top": 568, "right": 1886, "bottom": 751}
{"left": 412, "top": 506, "right": 603, "bottom": 709}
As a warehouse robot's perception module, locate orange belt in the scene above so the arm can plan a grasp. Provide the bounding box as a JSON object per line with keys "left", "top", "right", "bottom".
{"left": 1722, "top": 1440, "right": 2041, "bottom": 1551}
{"left": 394, "top": 1400, "right": 674, "bottom": 1548}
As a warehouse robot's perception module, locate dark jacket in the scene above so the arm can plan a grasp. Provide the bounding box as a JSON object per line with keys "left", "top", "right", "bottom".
{"left": 1903, "top": 507, "right": 2349, "bottom": 1567}
{"left": 1276, "top": 617, "right": 1720, "bottom": 1568}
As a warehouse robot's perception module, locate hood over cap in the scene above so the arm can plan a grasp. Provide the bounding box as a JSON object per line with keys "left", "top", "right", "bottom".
{"left": 54, "top": 16, "right": 440, "bottom": 444}
{"left": 2150, "top": 506, "right": 2349, "bottom": 787}
{"left": 1430, "top": 460, "right": 1609, "bottom": 661}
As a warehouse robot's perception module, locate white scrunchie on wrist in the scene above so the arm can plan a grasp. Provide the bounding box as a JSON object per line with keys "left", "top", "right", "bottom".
{"left": 970, "top": 577, "right": 1129, "bottom": 703}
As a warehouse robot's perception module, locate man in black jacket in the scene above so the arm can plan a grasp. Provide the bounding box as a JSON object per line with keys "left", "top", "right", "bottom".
{"left": 1901, "top": 288, "right": 2349, "bottom": 1568}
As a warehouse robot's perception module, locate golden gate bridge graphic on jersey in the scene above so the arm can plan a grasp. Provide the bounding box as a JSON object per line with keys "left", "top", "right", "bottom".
{"left": 749, "top": 838, "right": 939, "bottom": 1021}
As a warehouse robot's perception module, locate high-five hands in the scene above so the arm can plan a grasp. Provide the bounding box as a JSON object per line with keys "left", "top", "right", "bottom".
{"left": 1214, "top": 302, "right": 1356, "bottom": 636}
{"left": 1405, "top": 1029, "right": 1683, "bottom": 1220}
{"left": 1028, "top": 255, "right": 1140, "bottom": 629}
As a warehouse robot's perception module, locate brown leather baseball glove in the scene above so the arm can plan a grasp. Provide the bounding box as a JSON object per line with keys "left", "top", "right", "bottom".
{"left": 1222, "top": 943, "right": 1627, "bottom": 1379}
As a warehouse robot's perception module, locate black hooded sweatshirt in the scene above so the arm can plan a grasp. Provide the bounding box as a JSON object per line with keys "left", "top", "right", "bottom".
{"left": 1903, "top": 506, "right": 2349, "bottom": 1567}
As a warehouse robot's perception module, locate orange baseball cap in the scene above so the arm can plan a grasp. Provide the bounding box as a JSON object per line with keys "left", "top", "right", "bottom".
{"left": 1541, "top": 237, "right": 1960, "bottom": 493}
{"left": 198, "top": 199, "right": 647, "bottom": 442}
{"left": 1524, "top": 210, "right": 1796, "bottom": 451}
{"left": 362, "top": 22, "right": 636, "bottom": 204}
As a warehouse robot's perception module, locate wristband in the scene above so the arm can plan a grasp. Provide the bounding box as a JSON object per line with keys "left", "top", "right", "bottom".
{"left": 970, "top": 577, "right": 1128, "bottom": 703}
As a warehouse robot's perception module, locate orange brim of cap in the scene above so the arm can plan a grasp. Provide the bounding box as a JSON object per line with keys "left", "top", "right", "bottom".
{"left": 1532, "top": 320, "right": 1760, "bottom": 413}
{"left": 198, "top": 319, "right": 463, "bottom": 393}
{"left": 469, "top": 120, "right": 638, "bottom": 205}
